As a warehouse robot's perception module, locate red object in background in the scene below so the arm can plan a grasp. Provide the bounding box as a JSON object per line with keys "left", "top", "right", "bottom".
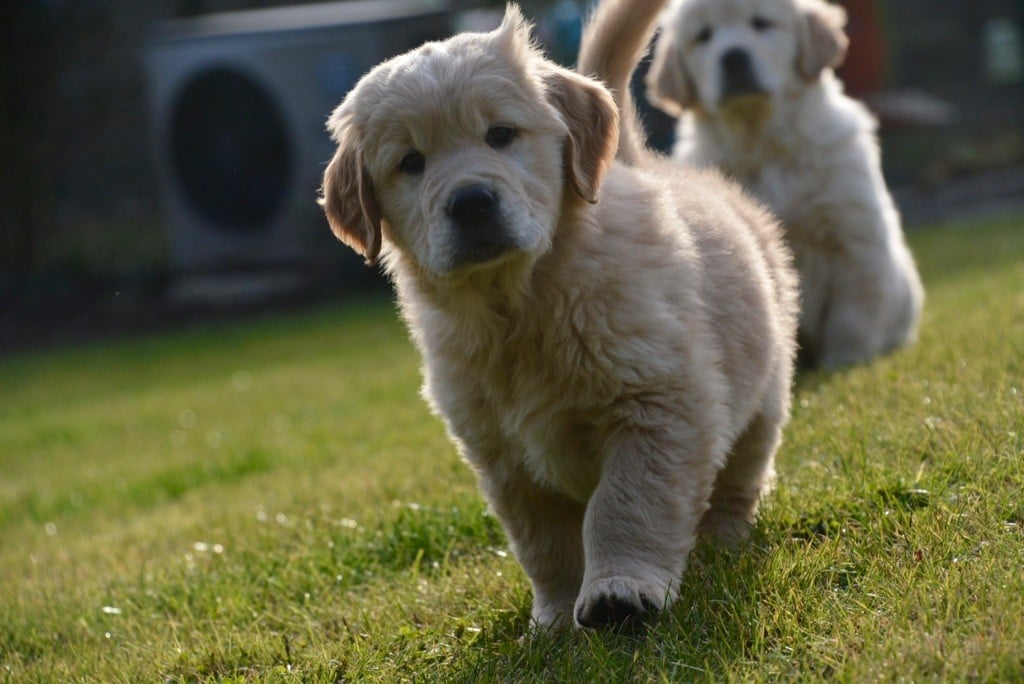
{"left": 836, "top": 0, "right": 957, "bottom": 128}
{"left": 837, "top": 0, "right": 888, "bottom": 97}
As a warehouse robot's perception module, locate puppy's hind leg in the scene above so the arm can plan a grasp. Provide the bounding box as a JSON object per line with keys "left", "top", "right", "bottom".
{"left": 700, "top": 383, "right": 788, "bottom": 544}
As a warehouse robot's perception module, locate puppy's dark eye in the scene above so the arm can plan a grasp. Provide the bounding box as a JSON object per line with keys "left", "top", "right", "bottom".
{"left": 399, "top": 151, "right": 425, "bottom": 175}
{"left": 485, "top": 125, "right": 517, "bottom": 149}
{"left": 695, "top": 26, "right": 713, "bottom": 44}
{"left": 751, "top": 16, "right": 774, "bottom": 31}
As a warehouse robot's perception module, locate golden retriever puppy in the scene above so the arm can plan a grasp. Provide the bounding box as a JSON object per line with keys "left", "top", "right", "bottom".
{"left": 320, "top": 1, "right": 797, "bottom": 629}
{"left": 647, "top": 0, "right": 924, "bottom": 368}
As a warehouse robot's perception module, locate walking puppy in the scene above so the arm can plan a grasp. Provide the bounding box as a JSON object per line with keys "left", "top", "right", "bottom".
{"left": 647, "top": 0, "right": 924, "bottom": 368}
{"left": 320, "top": 1, "right": 797, "bottom": 629}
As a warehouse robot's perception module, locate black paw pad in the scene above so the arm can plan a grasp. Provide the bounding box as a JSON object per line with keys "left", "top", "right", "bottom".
{"left": 577, "top": 593, "right": 656, "bottom": 630}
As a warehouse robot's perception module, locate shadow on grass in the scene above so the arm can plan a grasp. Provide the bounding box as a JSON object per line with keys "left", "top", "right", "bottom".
{"left": 769, "top": 481, "right": 931, "bottom": 546}
{"left": 438, "top": 539, "right": 774, "bottom": 682}
{"left": 793, "top": 366, "right": 835, "bottom": 395}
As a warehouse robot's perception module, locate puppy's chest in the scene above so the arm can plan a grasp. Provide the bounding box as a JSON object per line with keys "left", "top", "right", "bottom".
{"left": 467, "top": 328, "right": 617, "bottom": 502}
{"left": 733, "top": 162, "right": 799, "bottom": 215}
{"left": 737, "top": 164, "right": 843, "bottom": 249}
{"left": 515, "top": 408, "right": 605, "bottom": 504}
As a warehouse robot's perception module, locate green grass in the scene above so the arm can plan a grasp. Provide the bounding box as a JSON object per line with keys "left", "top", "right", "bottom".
{"left": 2, "top": 213, "right": 1023, "bottom": 682}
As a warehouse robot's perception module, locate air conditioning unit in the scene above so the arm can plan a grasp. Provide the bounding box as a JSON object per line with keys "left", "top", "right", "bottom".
{"left": 144, "top": 0, "right": 452, "bottom": 283}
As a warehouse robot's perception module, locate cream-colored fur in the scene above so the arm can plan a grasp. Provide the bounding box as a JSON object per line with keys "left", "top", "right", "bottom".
{"left": 320, "top": 2, "right": 797, "bottom": 629}
{"left": 648, "top": 0, "right": 924, "bottom": 368}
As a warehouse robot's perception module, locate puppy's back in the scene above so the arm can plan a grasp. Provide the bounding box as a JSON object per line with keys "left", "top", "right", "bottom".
{"left": 580, "top": 0, "right": 797, "bottom": 404}
{"left": 666, "top": 162, "right": 799, "bottom": 430}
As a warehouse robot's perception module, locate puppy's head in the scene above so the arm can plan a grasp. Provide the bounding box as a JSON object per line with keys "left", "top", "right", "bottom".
{"left": 647, "top": 0, "right": 847, "bottom": 116}
{"left": 319, "top": 5, "right": 618, "bottom": 280}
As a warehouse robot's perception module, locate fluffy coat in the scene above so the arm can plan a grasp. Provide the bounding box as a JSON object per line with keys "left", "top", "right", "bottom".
{"left": 648, "top": 0, "right": 924, "bottom": 368}
{"left": 320, "top": 1, "right": 797, "bottom": 629}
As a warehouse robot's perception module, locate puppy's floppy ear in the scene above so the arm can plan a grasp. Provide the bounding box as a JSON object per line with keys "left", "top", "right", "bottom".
{"left": 542, "top": 67, "right": 619, "bottom": 204}
{"left": 646, "top": 32, "right": 697, "bottom": 116}
{"left": 319, "top": 129, "right": 382, "bottom": 265}
{"left": 796, "top": 0, "right": 849, "bottom": 82}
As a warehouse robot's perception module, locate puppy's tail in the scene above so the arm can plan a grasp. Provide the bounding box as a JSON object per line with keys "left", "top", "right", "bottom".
{"left": 577, "top": 0, "right": 668, "bottom": 166}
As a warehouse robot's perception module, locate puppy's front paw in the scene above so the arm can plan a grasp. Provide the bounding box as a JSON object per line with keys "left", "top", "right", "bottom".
{"left": 574, "top": 577, "right": 662, "bottom": 630}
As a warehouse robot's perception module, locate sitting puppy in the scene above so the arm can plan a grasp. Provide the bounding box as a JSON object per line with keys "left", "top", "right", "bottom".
{"left": 647, "top": 0, "right": 924, "bottom": 368}
{"left": 320, "top": 1, "right": 797, "bottom": 629}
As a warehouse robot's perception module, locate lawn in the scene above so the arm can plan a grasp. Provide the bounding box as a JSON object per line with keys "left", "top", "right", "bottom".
{"left": 1, "top": 212, "right": 1022, "bottom": 682}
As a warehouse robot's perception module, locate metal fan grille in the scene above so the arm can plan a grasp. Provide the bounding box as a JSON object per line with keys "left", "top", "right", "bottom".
{"left": 170, "top": 67, "right": 291, "bottom": 232}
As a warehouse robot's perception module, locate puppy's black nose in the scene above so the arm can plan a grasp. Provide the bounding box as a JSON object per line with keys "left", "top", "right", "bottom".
{"left": 447, "top": 185, "right": 498, "bottom": 229}
{"left": 721, "top": 48, "right": 752, "bottom": 75}
{"left": 446, "top": 185, "right": 516, "bottom": 267}
{"left": 720, "top": 48, "right": 762, "bottom": 98}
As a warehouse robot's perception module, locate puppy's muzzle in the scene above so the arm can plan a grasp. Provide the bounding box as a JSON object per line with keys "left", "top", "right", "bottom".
{"left": 446, "top": 184, "right": 517, "bottom": 267}
{"left": 720, "top": 48, "right": 766, "bottom": 100}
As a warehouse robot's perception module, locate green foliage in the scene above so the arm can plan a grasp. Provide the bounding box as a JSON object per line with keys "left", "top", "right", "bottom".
{"left": 1, "top": 214, "right": 1022, "bottom": 681}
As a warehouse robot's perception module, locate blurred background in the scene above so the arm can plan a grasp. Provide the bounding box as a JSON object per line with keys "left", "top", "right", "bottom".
{"left": 1, "top": 0, "right": 1022, "bottom": 351}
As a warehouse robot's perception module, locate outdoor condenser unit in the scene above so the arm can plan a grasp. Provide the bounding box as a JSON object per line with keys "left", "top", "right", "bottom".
{"left": 145, "top": 0, "right": 451, "bottom": 276}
